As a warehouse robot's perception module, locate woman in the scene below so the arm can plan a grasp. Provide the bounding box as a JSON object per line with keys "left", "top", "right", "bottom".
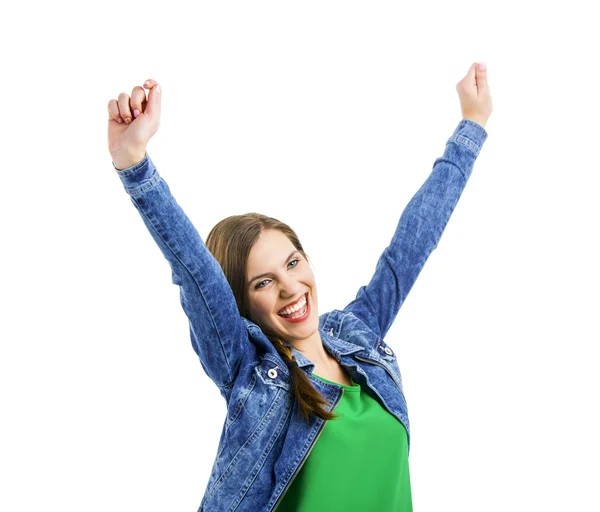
{"left": 107, "top": 62, "right": 492, "bottom": 511}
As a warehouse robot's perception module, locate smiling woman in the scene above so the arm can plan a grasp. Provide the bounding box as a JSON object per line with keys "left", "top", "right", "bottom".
{"left": 205, "top": 213, "right": 340, "bottom": 424}
{"left": 108, "top": 62, "right": 492, "bottom": 511}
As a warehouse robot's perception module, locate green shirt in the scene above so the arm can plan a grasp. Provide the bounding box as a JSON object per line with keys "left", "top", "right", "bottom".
{"left": 276, "top": 373, "right": 412, "bottom": 511}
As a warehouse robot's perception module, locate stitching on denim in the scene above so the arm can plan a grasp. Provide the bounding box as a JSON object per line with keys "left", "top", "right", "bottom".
{"left": 262, "top": 353, "right": 291, "bottom": 379}
{"left": 361, "top": 284, "right": 384, "bottom": 338}
{"left": 208, "top": 390, "right": 274, "bottom": 499}
{"left": 235, "top": 392, "right": 291, "bottom": 509}
{"left": 448, "top": 134, "right": 480, "bottom": 158}
{"left": 226, "top": 387, "right": 246, "bottom": 428}
{"left": 211, "top": 389, "right": 290, "bottom": 506}
{"left": 255, "top": 360, "right": 290, "bottom": 389}
{"left": 126, "top": 171, "right": 161, "bottom": 197}
{"left": 461, "top": 119, "right": 488, "bottom": 138}
{"left": 243, "top": 372, "right": 281, "bottom": 420}
{"left": 265, "top": 404, "right": 304, "bottom": 509}
{"left": 434, "top": 157, "right": 468, "bottom": 182}
{"left": 320, "top": 311, "right": 333, "bottom": 334}
{"left": 114, "top": 155, "right": 148, "bottom": 175}
{"left": 342, "top": 311, "right": 376, "bottom": 343}
{"left": 269, "top": 401, "right": 332, "bottom": 508}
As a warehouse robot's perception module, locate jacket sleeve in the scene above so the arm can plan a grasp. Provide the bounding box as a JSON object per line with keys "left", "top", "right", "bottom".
{"left": 114, "top": 153, "right": 248, "bottom": 390}
{"left": 342, "top": 119, "right": 488, "bottom": 339}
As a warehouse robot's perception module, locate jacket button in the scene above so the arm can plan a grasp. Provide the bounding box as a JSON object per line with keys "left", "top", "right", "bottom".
{"left": 267, "top": 368, "right": 278, "bottom": 379}
{"left": 384, "top": 347, "right": 393, "bottom": 356}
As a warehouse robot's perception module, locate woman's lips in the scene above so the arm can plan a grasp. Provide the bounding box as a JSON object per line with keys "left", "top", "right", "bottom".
{"left": 279, "top": 293, "right": 306, "bottom": 314}
{"left": 278, "top": 293, "right": 310, "bottom": 323}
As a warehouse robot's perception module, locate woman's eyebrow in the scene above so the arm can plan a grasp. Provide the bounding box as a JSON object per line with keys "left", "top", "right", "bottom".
{"left": 248, "top": 250, "right": 298, "bottom": 285}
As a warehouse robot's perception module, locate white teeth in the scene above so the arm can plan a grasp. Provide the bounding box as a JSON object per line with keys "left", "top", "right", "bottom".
{"left": 279, "top": 294, "right": 307, "bottom": 316}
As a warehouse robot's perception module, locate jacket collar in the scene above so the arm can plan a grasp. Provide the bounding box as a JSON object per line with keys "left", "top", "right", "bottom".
{"left": 242, "top": 317, "right": 367, "bottom": 372}
{"left": 282, "top": 328, "right": 366, "bottom": 373}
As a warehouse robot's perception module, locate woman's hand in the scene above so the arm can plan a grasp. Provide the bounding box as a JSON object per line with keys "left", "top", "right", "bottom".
{"left": 107, "top": 79, "right": 162, "bottom": 170}
{"left": 456, "top": 62, "right": 492, "bottom": 129}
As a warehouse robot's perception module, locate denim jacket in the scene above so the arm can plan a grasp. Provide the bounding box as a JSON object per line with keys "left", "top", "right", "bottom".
{"left": 114, "top": 119, "right": 488, "bottom": 511}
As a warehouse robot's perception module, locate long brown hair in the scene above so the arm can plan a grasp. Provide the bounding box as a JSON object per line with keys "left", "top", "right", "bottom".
{"left": 205, "top": 213, "right": 338, "bottom": 424}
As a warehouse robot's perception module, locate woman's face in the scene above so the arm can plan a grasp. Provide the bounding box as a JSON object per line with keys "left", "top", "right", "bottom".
{"left": 246, "top": 229, "right": 319, "bottom": 344}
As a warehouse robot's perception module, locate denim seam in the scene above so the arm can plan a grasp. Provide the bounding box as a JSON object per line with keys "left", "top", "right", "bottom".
{"left": 266, "top": 404, "right": 304, "bottom": 509}
{"left": 207, "top": 405, "right": 269, "bottom": 500}
{"left": 434, "top": 157, "right": 468, "bottom": 182}
{"left": 235, "top": 392, "right": 290, "bottom": 508}
{"left": 336, "top": 313, "right": 382, "bottom": 357}
{"left": 209, "top": 388, "right": 288, "bottom": 502}
{"left": 448, "top": 134, "right": 480, "bottom": 158}
{"left": 270, "top": 416, "right": 325, "bottom": 507}
{"left": 460, "top": 118, "right": 488, "bottom": 136}
{"left": 262, "top": 354, "right": 291, "bottom": 380}
{"left": 361, "top": 285, "right": 383, "bottom": 339}
{"left": 113, "top": 153, "right": 148, "bottom": 175}
{"left": 125, "top": 171, "right": 161, "bottom": 198}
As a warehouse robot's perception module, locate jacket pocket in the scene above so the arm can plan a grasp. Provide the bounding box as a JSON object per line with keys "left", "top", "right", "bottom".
{"left": 242, "top": 357, "right": 290, "bottom": 420}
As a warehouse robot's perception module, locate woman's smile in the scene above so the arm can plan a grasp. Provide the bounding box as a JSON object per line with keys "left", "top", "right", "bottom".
{"left": 277, "top": 292, "right": 310, "bottom": 323}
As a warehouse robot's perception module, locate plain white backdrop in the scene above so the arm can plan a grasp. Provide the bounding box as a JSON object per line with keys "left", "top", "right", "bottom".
{"left": 1, "top": 1, "right": 598, "bottom": 510}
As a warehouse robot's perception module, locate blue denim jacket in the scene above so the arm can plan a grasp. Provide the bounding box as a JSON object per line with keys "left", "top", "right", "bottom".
{"left": 114, "top": 119, "right": 487, "bottom": 511}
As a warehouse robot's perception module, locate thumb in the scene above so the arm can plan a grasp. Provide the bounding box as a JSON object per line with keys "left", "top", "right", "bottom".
{"left": 475, "top": 62, "right": 488, "bottom": 94}
{"left": 462, "top": 62, "right": 477, "bottom": 83}
{"left": 458, "top": 62, "right": 478, "bottom": 94}
{"left": 143, "top": 79, "right": 162, "bottom": 119}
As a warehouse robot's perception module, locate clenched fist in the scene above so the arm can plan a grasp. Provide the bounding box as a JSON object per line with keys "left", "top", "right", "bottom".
{"left": 456, "top": 62, "right": 493, "bottom": 129}
{"left": 107, "top": 79, "right": 162, "bottom": 170}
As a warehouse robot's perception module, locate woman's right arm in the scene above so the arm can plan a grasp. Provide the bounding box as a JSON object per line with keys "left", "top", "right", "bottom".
{"left": 114, "top": 154, "right": 248, "bottom": 390}
{"left": 108, "top": 79, "right": 248, "bottom": 390}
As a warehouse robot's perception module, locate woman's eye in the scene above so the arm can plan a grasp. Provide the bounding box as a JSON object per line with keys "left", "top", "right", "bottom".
{"left": 255, "top": 260, "right": 299, "bottom": 289}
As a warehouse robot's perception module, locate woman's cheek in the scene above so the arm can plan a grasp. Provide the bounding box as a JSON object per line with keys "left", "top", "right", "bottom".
{"left": 252, "top": 296, "right": 272, "bottom": 319}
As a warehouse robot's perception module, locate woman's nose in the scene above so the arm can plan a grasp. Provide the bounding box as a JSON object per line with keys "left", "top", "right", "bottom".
{"left": 279, "top": 275, "right": 302, "bottom": 297}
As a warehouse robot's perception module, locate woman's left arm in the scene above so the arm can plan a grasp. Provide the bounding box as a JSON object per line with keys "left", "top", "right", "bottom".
{"left": 342, "top": 119, "right": 488, "bottom": 339}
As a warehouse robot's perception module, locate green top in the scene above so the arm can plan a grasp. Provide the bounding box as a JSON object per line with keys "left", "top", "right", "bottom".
{"left": 276, "top": 373, "right": 412, "bottom": 511}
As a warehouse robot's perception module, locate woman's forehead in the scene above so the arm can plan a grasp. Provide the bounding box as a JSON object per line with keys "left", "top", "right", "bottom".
{"left": 249, "top": 230, "right": 295, "bottom": 263}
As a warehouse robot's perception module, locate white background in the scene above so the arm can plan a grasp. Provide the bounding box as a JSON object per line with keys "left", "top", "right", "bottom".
{"left": 1, "top": 1, "right": 599, "bottom": 511}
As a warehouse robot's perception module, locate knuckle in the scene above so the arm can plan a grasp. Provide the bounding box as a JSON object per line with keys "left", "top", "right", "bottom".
{"left": 108, "top": 101, "right": 121, "bottom": 120}
{"left": 118, "top": 92, "right": 130, "bottom": 103}
{"left": 131, "top": 87, "right": 145, "bottom": 109}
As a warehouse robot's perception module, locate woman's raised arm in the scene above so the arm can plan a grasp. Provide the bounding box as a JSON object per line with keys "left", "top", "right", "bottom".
{"left": 107, "top": 80, "right": 248, "bottom": 390}
{"left": 342, "top": 119, "right": 488, "bottom": 339}
{"left": 342, "top": 63, "right": 493, "bottom": 339}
